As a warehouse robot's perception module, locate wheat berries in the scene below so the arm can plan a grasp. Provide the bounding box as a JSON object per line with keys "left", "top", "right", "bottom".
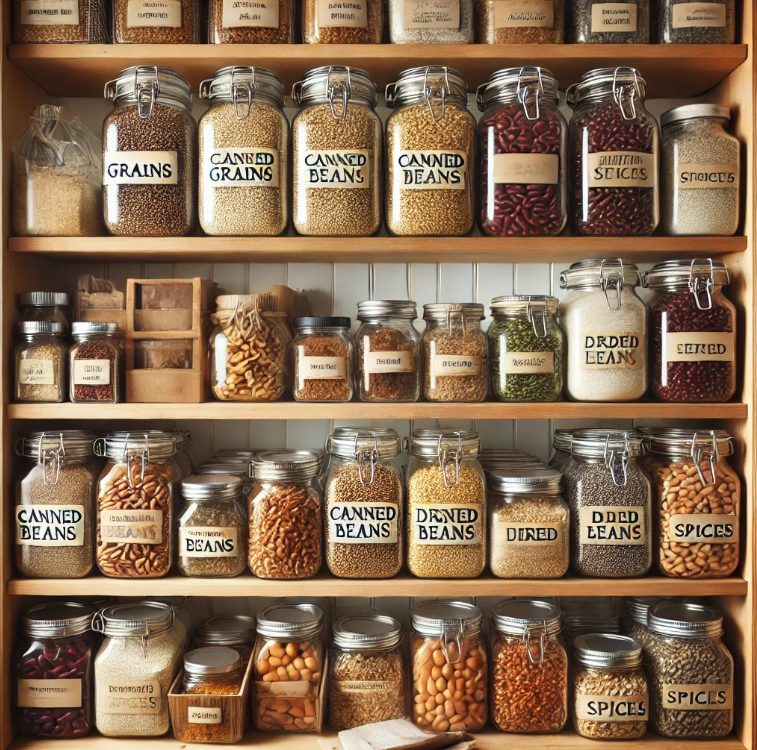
{"left": 15, "top": 322, "right": 68, "bottom": 403}
{"left": 293, "top": 317, "right": 354, "bottom": 402}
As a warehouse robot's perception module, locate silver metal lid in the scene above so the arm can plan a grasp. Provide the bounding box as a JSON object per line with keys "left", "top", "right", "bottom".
{"left": 411, "top": 600, "right": 483, "bottom": 637}
{"left": 488, "top": 467, "right": 562, "bottom": 496}
{"left": 567, "top": 67, "right": 646, "bottom": 113}
{"left": 23, "top": 602, "right": 94, "bottom": 639}
{"left": 407, "top": 429, "right": 480, "bottom": 457}
{"left": 94, "top": 602, "right": 174, "bottom": 638}
{"left": 198, "top": 615, "right": 256, "bottom": 646}
{"left": 386, "top": 66, "right": 469, "bottom": 114}
{"left": 559, "top": 259, "right": 641, "bottom": 309}
{"left": 661, "top": 103, "right": 730, "bottom": 128}
{"left": 569, "top": 430, "right": 647, "bottom": 486}
{"left": 292, "top": 66, "right": 377, "bottom": 116}
{"left": 104, "top": 66, "right": 192, "bottom": 118}
{"left": 491, "top": 599, "right": 562, "bottom": 637}
{"left": 199, "top": 463, "right": 250, "bottom": 476}
{"left": 184, "top": 646, "right": 241, "bottom": 677}
{"left": 642, "top": 259, "right": 730, "bottom": 310}
{"left": 423, "top": 302, "right": 485, "bottom": 322}
{"left": 626, "top": 597, "right": 669, "bottom": 626}
{"left": 648, "top": 602, "right": 723, "bottom": 638}
{"left": 553, "top": 428, "right": 614, "bottom": 454}
{"left": 252, "top": 450, "right": 321, "bottom": 482}
{"left": 332, "top": 614, "right": 402, "bottom": 651}
{"left": 357, "top": 300, "right": 417, "bottom": 320}
{"left": 181, "top": 474, "right": 241, "bottom": 500}
{"left": 256, "top": 604, "right": 324, "bottom": 640}
{"left": 199, "top": 66, "right": 285, "bottom": 112}
{"left": 94, "top": 430, "right": 179, "bottom": 462}
{"left": 16, "top": 430, "right": 96, "bottom": 461}
{"left": 573, "top": 634, "right": 642, "bottom": 669}
{"left": 18, "top": 292, "right": 71, "bottom": 307}
{"left": 327, "top": 427, "right": 401, "bottom": 461}
{"left": 490, "top": 295, "right": 559, "bottom": 338}
{"left": 19, "top": 321, "right": 64, "bottom": 334}
{"left": 476, "top": 66, "right": 559, "bottom": 113}
{"left": 72, "top": 322, "right": 120, "bottom": 336}
{"left": 213, "top": 450, "right": 255, "bottom": 461}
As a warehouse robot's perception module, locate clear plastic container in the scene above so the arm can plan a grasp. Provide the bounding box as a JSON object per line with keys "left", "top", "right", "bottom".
{"left": 208, "top": 0, "right": 294, "bottom": 42}
{"left": 15, "top": 322, "right": 68, "bottom": 403}
{"left": 292, "top": 317, "right": 354, "bottom": 402}
{"left": 69, "top": 322, "right": 123, "bottom": 403}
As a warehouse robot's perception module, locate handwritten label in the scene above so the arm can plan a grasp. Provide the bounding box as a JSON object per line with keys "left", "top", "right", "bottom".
{"left": 591, "top": 2, "right": 637, "bottom": 31}
{"left": 223, "top": 0, "right": 279, "bottom": 27}
{"left": 97, "top": 680, "right": 162, "bottom": 715}
{"left": 73, "top": 360, "right": 111, "bottom": 385}
{"left": 493, "top": 520, "right": 563, "bottom": 546}
{"left": 664, "top": 331, "right": 734, "bottom": 363}
{"left": 493, "top": 153, "right": 559, "bottom": 184}
{"left": 205, "top": 148, "right": 280, "bottom": 187}
{"left": 575, "top": 694, "right": 649, "bottom": 721}
{"left": 661, "top": 684, "right": 732, "bottom": 711}
{"left": 495, "top": 0, "right": 554, "bottom": 26}
{"left": 580, "top": 332, "right": 645, "bottom": 370}
{"left": 579, "top": 506, "right": 646, "bottom": 545}
{"left": 587, "top": 151, "right": 654, "bottom": 188}
{"left": 127, "top": 0, "right": 182, "bottom": 27}
{"left": 672, "top": 2, "right": 726, "bottom": 27}
{"left": 364, "top": 343, "right": 413, "bottom": 376}
{"left": 431, "top": 354, "right": 482, "bottom": 377}
{"left": 412, "top": 504, "right": 483, "bottom": 545}
{"left": 677, "top": 163, "right": 737, "bottom": 189}
{"left": 20, "top": 0, "right": 79, "bottom": 25}
{"left": 404, "top": 0, "right": 460, "bottom": 28}
{"left": 189, "top": 706, "right": 223, "bottom": 724}
{"left": 100, "top": 510, "right": 163, "bottom": 545}
{"left": 104, "top": 151, "right": 178, "bottom": 185}
{"left": 19, "top": 359, "right": 54, "bottom": 385}
{"left": 180, "top": 527, "right": 239, "bottom": 557}
{"left": 328, "top": 503, "right": 399, "bottom": 544}
{"left": 316, "top": 0, "right": 368, "bottom": 26}
{"left": 16, "top": 505, "right": 85, "bottom": 547}
{"left": 668, "top": 514, "right": 738, "bottom": 544}
{"left": 396, "top": 151, "right": 467, "bottom": 190}
{"left": 18, "top": 679, "right": 82, "bottom": 708}
{"left": 302, "top": 150, "right": 370, "bottom": 188}
{"left": 297, "top": 355, "right": 346, "bottom": 391}
{"left": 502, "top": 351, "right": 555, "bottom": 374}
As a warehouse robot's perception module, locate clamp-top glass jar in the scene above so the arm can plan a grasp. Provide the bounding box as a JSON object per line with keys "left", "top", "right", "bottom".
{"left": 644, "top": 259, "right": 736, "bottom": 402}
{"left": 385, "top": 67, "right": 476, "bottom": 236}
{"left": 103, "top": 66, "right": 196, "bottom": 237}
{"left": 477, "top": 67, "right": 567, "bottom": 237}
{"left": 561, "top": 598, "right": 620, "bottom": 649}
{"left": 113, "top": 0, "right": 199, "bottom": 43}
{"left": 291, "top": 67, "right": 382, "bottom": 236}
{"left": 15, "top": 321, "right": 68, "bottom": 403}
{"left": 196, "top": 615, "right": 256, "bottom": 664}
{"left": 209, "top": 0, "right": 294, "bottom": 42}
{"left": 567, "top": 67, "right": 659, "bottom": 236}
{"left": 18, "top": 291, "right": 71, "bottom": 332}
{"left": 69, "top": 322, "right": 124, "bottom": 403}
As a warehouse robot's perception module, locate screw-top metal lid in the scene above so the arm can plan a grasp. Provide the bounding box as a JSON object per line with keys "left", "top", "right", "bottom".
{"left": 199, "top": 66, "right": 285, "bottom": 112}
{"left": 476, "top": 66, "right": 559, "bottom": 113}
{"left": 19, "top": 321, "right": 64, "bottom": 334}
{"left": 411, "top": 600, "right": 483, "bottom": 637}
{"left": 184, "top": 646, "right": 241, "bottom": 677}
{"left": 256, "top": 603, "right": 324, "bottom": 640}
{"left": 94, "top": 430, "right": 179, "bottom": 462}
{"left": 573, "top": 634, "right": 642, "bottom": 670}
{"left": 72, "top": 322, "right": 120, "bottom": 336}
{"left": 327, "top": 427, "right": 401, "bottom": 460}
{"left": 648, "top": 602, "right": 723, "bottom": 638}
{"left": 332, "top": 614, "right": 402, "bottom": 651}
{"left": 357, "top": 300, "right": 417, "bottom": 320}
{"left": 295, "top": 316, "right": 351, "bottom": 329}
{"left": 642, "top": 259, "right": 730, "bottom": 311}
{"left": 18, "top": 292, "right": 71, "bottom": 308}
{"left": 491, "top": 599, "right": 562, "bottom": 637}
{"left": 292, "top": 66, "right": 377, "bottom": 115}
{"left": 181, "top": 474, "right": 241, "bottom": 500}
{"left": 213, "top": 450, "right": 255, "bottom": 461}
{"left": 386, "top": 66, "right": 469, "bottom": 113}
{"left": 94, "top": 602, "right": 174, "bottom": 638}
{"left": 488, "top": 467, "right": 562, "bottom": 496}
{"left": 661, "top": 103, "right": 730, "bottom": 128}
{"left": 104, "top": 66, "right": 192, "bottom": 117}
{"left": 23, "top": 602, "right": 95, "bottom": 639}
{"left": 252, "top": 450, "right": 321, "bottom": 482}
{"left": 626, "top": 597, "right": 670, "bottom": 626}
{"left": 198, "top": 615, "right": 256, "bottom": 647}
{"left": 422, "top": 303, "right": 485, "bottom": 322}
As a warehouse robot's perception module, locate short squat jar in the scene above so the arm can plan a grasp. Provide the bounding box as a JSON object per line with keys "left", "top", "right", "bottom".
{"left": 182, "top": 647, "right": 243, "bottom": 694}
{"left": 389, "top": 0, "right": 474, "bottom": 43}
{"left": 113, "top": 0, "right": 200, "bottom": 43}
{"left": 196, "top": 615, "right": 256, "bottom": 665}
{"left": 304, "top": 0, "right": 382, "bottom": 42}
{"left": 18, "top": 291, "right": 71, "bottom": 333}
{"left": 69, "top": 322, "right": 123, "bottom": 403}
{"left": 476, "top": 0, "right": 564, "bottom": 42}
{"left": 658, "top": 0, "right": 735, "bottom": 43}
{"left": 103, "top": 66, "right": 196, "bottom": 237}
{"left": 15, "top": 321, "right": 68, "bottom": 403}
{"left": 385, "top": 67, "right": 476, "bottom": 236}
{"left": 208, "top": 0, "right": 294, "bottom": 42}
{"left": 570, "top": 0, "right": 649, "bottom": 42}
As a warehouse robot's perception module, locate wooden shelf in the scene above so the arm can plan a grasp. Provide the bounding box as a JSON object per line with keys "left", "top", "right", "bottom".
{"left": 8, "top": 235, "right": 748, "bottom": 264}
{"left": 8, "top": 43, "right": 748, "bottom": 98}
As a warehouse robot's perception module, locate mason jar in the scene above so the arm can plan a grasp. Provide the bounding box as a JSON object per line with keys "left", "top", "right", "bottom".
{"left": 623, "top": 597, "right": 669, "bottom": 650}
{"left": 15, "top": 322, "right": 68, "bottom": 403}
{"left": 477, "top": 67, "right": 567, "bottom": 237}
{"left": 18, "top": 291, "right": 71, "bottom": 332}
{"left": 181, "top": 647, "right": 243, "bottom": 694}
{"left": 658, "top": 0, "right": 735, "bottom": 43}
{"left": 69, "top": 322, "right": 123, "bottom": 403}
{"left": 196, "top": 615, "right": 256, "bottom": 665}
{"left": 567, "top": 67, "right": 659, "bottom": 236}
{"left": 208, "top": 0, "right": 294, "bottom": 42}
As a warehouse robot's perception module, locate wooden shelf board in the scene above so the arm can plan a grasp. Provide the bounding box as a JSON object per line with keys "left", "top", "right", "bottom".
{"left": 8, "top": 235, "right": 748, "bottom": 264}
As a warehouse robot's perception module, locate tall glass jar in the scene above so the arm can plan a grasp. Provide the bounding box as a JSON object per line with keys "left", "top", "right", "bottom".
{"left": 406, "top": 429, "right": 486, "bottom": 578}
{"left": 208, "top": 0, "right": 294, "bottom": 42}
{"left": 196, "top": 615, "right": 256, "bottom": 665}
{"left": 476, "top": 0, "right": 564, "bottom": 42}
{"left": 477, "top": 67, "right": 567, "bottom": 237}
{"left": 658, "top": 0, "right": 734, "bottom": 42}
{"left": 411, "top": 600, "right": 487, "bottom": 732}
{"left": 567, "top": 67, "right": 659, "bottom": 236}
{"left": 291, "top": 67, "right": 382, "bottom": 236}
{"left": 15, "top": 602, "right": 95, "bottom": 739}
{"left": 644, "top": 259, "right": 736, "bottom": 402}
{"left": 248, "top": 451, "right": 322, "bottom": 579}
{"left": 15, "top": 322, "right": 68, "bottom": 403}
{"left": 103, "top": 66, "right": 196, "bottom": 237}
{"left": 18, "top": 291, "right": 71, "bottom": 332}
{"left": 253, "top": 603, "right": 324, "bottom": 732}
{"left": 13, "top": 0, "right": 108, "bottom": 42}
{"left": 113, "top": 0, "right": 199, "bottom": 43}
{"left": 559, "top": 259, "right": 648, "bottom": 401}
{"left": 181, "top": 647, "right": 243, "bottom": 694}
{"left": 421, "top": 303, "right": 488, "bottom": 402}
{"left": 198, "top": 67, "right": 289, "bottom": 236}
{"left": 303, "top": 0, "right": 382, "bottom": 42}
{"left": 69, "top": 322, "right": 123, "bottom": 403}
{"left": 15, "top": 430, "right": 99, "bottom": 579}
{"left": 491, "top": 599, "right": 567, "bottom": 733}
{"left": 385, "top": 67, "right": 475, "bottom": 236}
{"left": 389, "top": 0, "right": 474, "bottom": 42}
{"left": 570, "top": 0, "right": 649, "bottom": 41}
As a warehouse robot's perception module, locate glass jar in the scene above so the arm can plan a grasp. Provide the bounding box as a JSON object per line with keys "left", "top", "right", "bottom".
{"left": 559, "top": 259, "right": 648, "bottom": 401}
{"left": 567, "top": 68, "right": 659, "bottom": 236}
{"left": 249, "top": 450, "right": 323, "bottom": 578}
{"left": 69, "top": 322, "right": 123, "bottom": 403}
{"left": 570, "top": 0, "right": 649, "bottom": 41}
{"left": 549, "top": 429, "right": 574, "bottom": 472}
{"left": 174, "top": 430, "right": 195, "bottom": 478}
{"left": 329, "top": 614, "right": 406, "bottom": 729}
{"left": 93, "top": 602, "right": 183, "bottom": 737}
{"left": 562, "top": 430, "right": 652, "bottom": 578}
{"left": 658, "top": 0, "right": 734, "bottom": 42}
{"left": 421, "top": 303, "right": 488, "bottom": 402}
{"left": 13, "top": 0, "right": 108, "bottom": 42}
{"left": 488, "top": 296, "right": 564, "bottom": 401}
{"left": 411, "top": 600, "right": 486, "bottom": 732}
{"left": 199, "top": 462, "right": 254, "bottom": 499}
{"left": 113, "top": 0, "right": 199, "bottom": 43}
{"left": 303, "top": 0, "right": 382, "bottom": 42}
{"left": 182, "top": 647, "right": 243, "bottom": 694}
{"left": 15, "top": 321, "right": 68, "bottom": 403}
{"left": 661, "top": 105, "right": 739, "bottom": 236}
{"left": 406, "top": 429, "right": 486, "bottom": 578}
{"left": 644, "top": 259, "right": 736, "bottom": 402}
{"left": 488, "top": 467, "right": 568, "bottom": 579}
{"left": 561, "top": 598, "right": 620, "bottom": 649}
{"left": 476, "top": 0, "right": 563, "bottom": 41}
{"left": 208, "top": 0, "right": 294, "bottom": 42}
{"left": 623, "top": 597, "right": 668, "bottom": 650}
{"left": 18, "top": 291, "right": 72, "bottom": 332}
{"left": 477, "top": 68, "right": 567, "bottom": 237}
{"left": 103, "top": 66, "right": 196, "bottom": 237}
{"left": 643, "top": 429, "right": 739, "bottom": 578}
{"left": 388, "top": 0, "right": 474, "bottom": 42}
{"left": 210, "top": 293, "right": 291, "bottom": 401}
{"left": 196, "top": 615, "right": 256, "bottom": 665}
{"left": 147, "top": 596, "right": 195, "bottom": 651}
{"left": 292, "top": 316, "right": 354, "bottom": 402}
{"left": 573, "top": 633, "right": 648, "bottom": 740}
{"left": 198, "top": 67, "right": 289, "bottom": 236}
{"left": 15, "top": 602, "right": 95, "bottom": 739}
{"left": 385, "top": 67, "right": 475, "bottom": 236}
{"left": 94, "top": 431, "right": 180, "bottom": 578}
{"left": 325, "top": 427, "right": 404, "bottom": 578}
{"left": 15, "top": 430, "right": 99, "bottom": 579}
{"left": 356, "top": 300, "right": 420, "bottom": 402}
{"left": 645, "top": 602, "right": 733, "bottom": 739}
{"left": 491, "top": 599, "right": 567, "bottom": 733}
{"left": 178, "top": 475, "right": 247, "bottom": 578}
{"left": 291, "top": 67, "right": 382, "bottom": 236}
{"left": 253, "top": 603, "right": 324, "bottom": 732}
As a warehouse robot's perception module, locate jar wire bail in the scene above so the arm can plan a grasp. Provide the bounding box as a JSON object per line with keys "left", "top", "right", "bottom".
{"left": 133, "top": 65, "right": 160, "bottom": 119}
{"left": 516, "top": 67, "right": 543, "bottom": 121}
{"left": 599, "top": 258, "right": 625, "bottom": 311}
{"left": 603, "top": 432, "right": 630, "bottom": 487}
{"left": 526, "top": 297, "right": 548, "bottom": 338}
{"left": 353, "top": 431, "right": 379, "bottom": 486}
{"left": 688, "top": 257, "right": 716, "bottom": 310}
{"left": 441, "top": 618, "right": 467, "bottom": 664}
{"left": 436, "top": 431, "right": 464, "bottom": 488}
{"left": 690, "top": 431, "right": 721, "bottom": 486}
{"left": 232, "top": 66, "right": 254, "bottom": 119}
{"left": 327, "top": 66, "right": 352, "bottom": 121}
{"left": 612, "top": 66, "right": 640, "bottom": 122}
{"left": 423, "top": 66, "right": 450, "bottom": 122}
{"left": 521, "top": 621, "right": 547, "bottom": 665}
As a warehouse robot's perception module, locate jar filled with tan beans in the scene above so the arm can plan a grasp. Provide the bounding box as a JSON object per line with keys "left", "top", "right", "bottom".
{"left": 411, "top": 600, "right": 487, "bottom": 732}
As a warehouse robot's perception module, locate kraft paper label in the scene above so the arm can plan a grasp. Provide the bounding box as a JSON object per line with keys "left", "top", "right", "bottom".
{"left": 493, "top": 153, "right": 559, "bottom": 185}
{"left": 364, "top": 346, "right": 414, "bottom": 375}
{"left": 495, "top": 0, "right": 554, "bottom": 27}
{"left": 328, "top": 502, "right": 399, "bottom": 544}
{"left": 668, "top": 514, "right": 738, "bottom": 544}
{"left": 575, "top": 694, "right": 649, "bottom": 721}
{"left": 18, "top": 679, "right": 82, "bottom": 708}
{"left": 257, "top": 680, "right": 313, "bottom": 697}
{"left": 340, "top": 681, "right": 395, "bottom": 693}
{"left": 580, "top": 332, "right": 645, "bottom": 370}
{"left": 431, "top": 354, "right": 482, "bottom": 377}
{"left": 302, "top": 150, "right": 370, "bottom": 188}
{"left": 100, "top": 510, "right": 164, "bottom": 545}
{"left": 662, "top": 684, "right": 732, "bottom": 711}
{"left": 587, "top": 151, "right": 654, "bottom": 188}
{"left": 73, "top": 360, "right": 111, "bottom": 385}
{"left": 664, "top": 331, "right": 734, "bottom": 363}
{"left": 127, "top": 0, "right": 182, "bottom": 27}
{"left": 672, "top": 2, "right": 726, "bottom": 27}
{"left": 591, "top": 2, "right": 637, "bottom": 31}
{"left": 316, "top": 0, "right": 368, "bottom": 27}
{"left": 20, "top": 0, "right": 79, "bottom": 25}
{"left": 104, "top": 151, "right": 178, "bottom": 185}
{"left": 223, "top": 0, "right": 279, "bottom": 27}
{"left": 97, "top": 680, "right": 162, "bottom": 714}
{"left": 396, "top": 151, "right": 467, "bottom": 190}
{"left": 677, "top": 163, "right": 737, "bottom": 189}
{"left": 206, "top": 148, "right": 280, "bottom": 187}
{"left": 180, "top": 526, "right": 239, "bottom": 557}
{"left": 493, "top": 520, "right": 563, "bottom": 546}
{"left": 404, "top": 0, "right": 460, "bottom": 28}
{"left": 297, "top": 354, "right": 346, "bottom": 389}
{"left": 16, "top": 505, "right": 85, "bottom": 547}
{"left": 579, "top": 506, "right": 646, "bottom": 545}
{"left": 19, "top": 359, "right": 54, "bottom": 385}
{"left": 189, "top": 706, "right": 223, "bottom": 724}
{"left": 412, "top": 504, "right": 483, "bottom": 545}
{"left": 502, "top": 351, "right": 555, "bottom": 374}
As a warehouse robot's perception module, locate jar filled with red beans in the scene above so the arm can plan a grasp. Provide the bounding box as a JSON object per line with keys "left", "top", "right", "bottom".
{"left": 567, "top": 67, "right": 659, "bottom": 236}
{"left": 643, "top": 259, "right": 736, "bottom": 402}
{"left": 477, "top": 67, "right": 566, "bottom": 237}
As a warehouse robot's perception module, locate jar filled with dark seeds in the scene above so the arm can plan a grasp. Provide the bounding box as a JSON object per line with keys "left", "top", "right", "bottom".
{"left": 209, "top": 0, "right": 294, "bottom": 42}
{"left": 103, "top": 66, "right": 196, "bottom": 237}
{"left": 113, "top": 0, "right": 200, "bottom": 43}
{"left": 13, "top": 0, "right": 108, "bottom": 43}
{"left": 476, "top": 0, "right": 564, "bottom": 43}
{"left": 15, "top": 321, "right": 68, "bottom": 403}
{"left": 570, "top": 0, "right": 649, "bottom": 42}
{"left": 658, "top": 0, "right": 734, "bottom": 43}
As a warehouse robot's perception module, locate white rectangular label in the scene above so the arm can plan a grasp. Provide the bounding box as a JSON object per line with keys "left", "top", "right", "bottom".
{"left": 100, "top": 510, "right": 164, "bottom": 545}
{"left": 591, "top": 2, "right": 637, "bottom": 31}
{"left": 180, "top": 526, "right": 239, "bottom": 557}
{"left": 493, "top": 520, "right": 563, "bottom": 546}
{"left": 575, "top": 694, "right": 649, "bottom": 722}
{"left": 672, "top": 2, "right": 726, "bottom": 27}
{"left": 328, "top": 503, "right": 399, "bottom": 544}
{"left": 302, "top": 150, "right": 371, "bottom": 188}
{"left": 661, "top": 684, "right": 732, "bottom": 711}
{"left": 20, "top": 0, "right": 79, "bottom": 25}
{"left": 205, "top": 148, "right": 280, "bottom": 187}
{"left": 297, "top": 354, "right": 346, "bottom": 391}
{"left": 127, "top": 0, "right": 182, "bottom": 27}
{"left": 19, "top": 359, "right": 54, "bottom": 385}
{"left": 18, "top": 679, "right": 82, "bottom": 708}
{"left": 503, "top": 351, "right": 555, "bottom": 374}
{"left": 412, "top": 504, "right": 483, "bottom": 545}
{"left": 396, "top": 151, "right": 467, "bottom": 190}
{"left": 493, "top": 153, "right": 559, "bottom": 185}
{"left": 364, "top": 347, "right": 414, "bottom": 375}
{"left": 668, "top": 514, "right": 738, "bottom": 544}
{"left": 664, "top": 331, "right": 734, "bottom": 362}
{"left": 495, "top": 0, "right": 554, "bottom": 27}
{"left": 432, "top": 354, "right": 482, "bottom": 377}
{"left": 104, "top": 151, "right": 178, "bottom": 185}
{"left": 316, "top": 0, "right": 368, "bottom": 27}
{"left": 404, "top": 0, "right": 460, "bottom": 26}
{"left": 677, "top": 163, "right": 738, "bottom": 189}
{"left": 16, "top": 505, "right": 85, "bottom": 547}
{"left": 73, "top": 360, "right": 111, "bottom": 385}
{"left": 580, "top": 332, "right": 645, "bottom": 370}
{"left": 97, "top": 680, "right": 162, "bottom": 715}
{"left": 587, "top": 151, "right": 654, "bottom": 188}
{"left": 189, "top": 706, "right": 223, "bottom": 724}
{"left": 579, "top": 506, "right": 646, "bottom": 546}
{"left": 223, "top": 0, "right": 279, "bottom": 27}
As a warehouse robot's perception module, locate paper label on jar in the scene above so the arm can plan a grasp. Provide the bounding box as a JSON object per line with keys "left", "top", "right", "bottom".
{"left": 223, "top": 0, "right": 280, "bottom": 27}
{"left": 127, "top": 0, "right": 183, "bottom": 27}
{"left": 493, "top": 153, "right": 559, "bottom": 185}
{"left": 668, "top": 514, "right": 739, "bottom": 544}
{"left": 677, "top": 163, "right": 737, "bottom": 189}
{"left": 502, "top": 351, "right": 555, "bottom": 375}
{"left": 328, "top": 502, "right": 399, "bottom": 544}
{"left": 579, "top": 332, "right": 645, "bottom": 370}
{"left": 404, "top": 0, "right": 461, "bottom": 28}
{"left": 19, "top": 359, "right": 54, "bottom": 385}
{"left": 587, "top": 151, "right": 654, "bottom": 188}
{"left": 575, "top": 693, "right": 649, "bottom": 721}
{"left": 664, "top": 331, "right": 734, "bottom": 363}
{"left": 205, "top": 148, "right": 280, "bottom": 187}
{"left": 590, "top": 2, "right": 637, "bottom": 31}
{"left": 17, "top": 679, "right": 82, "bottom": 708}
{"left": 302, "top": 150, "right": 371, "bottom": 188}
{"left": 316, "top": 0, "right": 368, "bottom": 27}
{"left": 97, "top": 679, "right": 162, "bottom": 714}
{"left": 412, "top": 504, "right": 483, "bottom": 545}
{"left": 256, "top": 680, "right": 313, "bottom": 697}
{"left": 495, "top": 0, "right": 554, "bottom": 27}
{"left": 180, "top": 526, "right": 239, "bottom": 557}
{"left": 364, "top": 341, "right": 414, "bottom": 375}
{"left": 661, "top": 684, "right": 732, "bottom": 711}
{"left": 431, "top": 354, "right": 482, "bottom": 377}
{"left": 340, "top": 681, "right": 395, "bottom": 693}
{"left": 188, "top": 706, "right": 223, "bottom": 724}
{"left": 73, "top": 359, "right": 111, "bottom": 385}
{"left": 104, "top": 151, "right": 178, "bottom": 185}
{"left": 493, "top": 520, "right": 563, "bottom": 546}
{"left": 20, "top": 0, "right": 80, "bottom": 25}
{"left": 100, "top": 510, "right": 164, "bottom": 545}
{"left": 395, "top": 151, "right": 467, "bottom": 190}
{"left": 297, "top": 353, "right": 347, "bottom": 390}
{"left": 672, "top": 2, "right": 726, "bottom": 27}
{"left": 579, "top": 506, "right": 646, "bottom": 545}
{"left": 16, "top": 504, "right": 85, "bottom": 547}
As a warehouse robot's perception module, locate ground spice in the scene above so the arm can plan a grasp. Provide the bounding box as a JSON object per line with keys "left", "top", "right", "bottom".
{"left": 388, "top": 0, "right": 474, "bottom": 42}
{"left": 357, "top": 327, "right": 418, "bottom": 401}
{"left": 476, "top": 0, "right": 564, "bottom": 42}
{"left": 209, "top": 0, "right": 294, "bottom": 42}
{"left": 113, "top": 0, "right": 199, "bottom": 43}
{"left": 70, "top": 338, "right": 120, "bottom": 403}
{"left": 13, "top": 0, "right": 108, "bottom": 42}
{"left": 658, "top": 0, "right": 734, "bottom": 42}
{"left": 304, "top": 0, "right": 382, "bottom": 42}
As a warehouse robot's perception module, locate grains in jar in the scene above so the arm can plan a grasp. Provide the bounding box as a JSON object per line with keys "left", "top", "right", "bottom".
{"left": 209, "top": 0, "right": 294, "bottom": 42}
{"left": 69, "top": 322, "right": 123, "bottom": 403}
{"left": 570, "top": 0, "right": 650, "bottom": 42}
{"left": 658, "top": 0, "right": 734, "bottom": 43}
{"left": 622, "top": 597, "right": 669, "bottom": 651}
{"left": 476, "top": 0, "right": 564, "bottom": 43}
{"left": 182, "top": 647, "right": 243, "bottom": 695}
{"left": 13, "top": 0, "right": 108, "bottom": 42}
{"left": 292, "top": 317, "right": 354, "bottom": 402}
{"left": 113, "top": 0, "right": 199, "bottom": 43}
{"left": 304, "top": 0, "right": 382, "bottom": 42}
{"left": 15, "top": 322, "right": 68, "bottom": 403}
{"left": 388, "top": 0, "right": 474, "bottom": 42}
{"left": 196, "top": 615, "right": 256, "bottom": 666}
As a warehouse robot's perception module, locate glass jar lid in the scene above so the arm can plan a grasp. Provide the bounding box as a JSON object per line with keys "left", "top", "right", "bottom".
{"left": 198, "top": 615, "right": 256, "bottom": 646}
{"left": 385, "top": 66, "right": 469, "bottom": 116}
{"left": 559, "top": 259, "right": 640, "bottom": 311}
{"left": 476, "top": 66, "right": 559, "bottom": 114}
{"left": 295, "top": 316, "right": 351, "bottom": 330}
{"left": 199, "top": 66, "right": 285, "bottom": 113}
{"left": 648, "top": 602, "right": 723, "bottom": 638}
{"left": 332, "top": 614, "right": 402, "bottom": 651}
{"left": 327, "top": 426, "right": 401, "bottom": 460}
{"left": 423, "top": 303, "right": 485, "bottom": 322}
{"left": 256, "top": 603, "right": 324, "bottom": 640}
{"left": 488, "top": 467, "right": 562, "bottom": 496}
{"left": 573, "top": 634, "right": 642, "bottom": 670}
{"left": 72, "top": 322, "right": 120, "bottom": 338}
{"left": 292, "top": 66, "right": 377, "bottom": 116}
{"left": 18, "top": 292, "right": 71, "bottom": 308}
{"left": 490, "top": 295, "right": 558, "bottom": 338}
{"left": 357, "top": 300, "right": 417, "bottom": 321}
{"left": 19, "top": 321, "right": 64, "bottom": 335}
{"left": 566, "top": 67, "right": 646, "bottom": 115}
{"left": 214, "top": 450, "right": 255, "bottom": 461}
{"left": 492, "top": 599, "right": 562, "bottom": 637}
{"left": 642, "top": 259, "right": 730, "bottom": 311}
{"left": 480, "top": 456, "right": 544, "bottom": 472}
{"left": 411, "top": 600, "right": 483, "bottom": 637}
{"left": 184, "top": 646, "right": 241, "bottom": 677}
{"left": 95, "top": 430, "right": 179, "bottom": 462}
{"left": 661, "top": 103, "right": 730, "bottom": 128}
{"left": 252, "top": 450, "right": 321, "bottom": 482}
{"left": 23, "top": 602, "right": 95, "bottom": 639}
{"left": 94, "top": 602, "right": 174, "bottom": 638}
{"left": 181, "top": 474, "right": 241, "bottom": 500}
{"left": 104, "top": 66, "right": 192, "bottom": 118}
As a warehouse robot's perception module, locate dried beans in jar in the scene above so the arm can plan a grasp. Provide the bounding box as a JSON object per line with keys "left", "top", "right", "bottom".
{"left": 292, "top": 317, "right": 354, "bottom": 402}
